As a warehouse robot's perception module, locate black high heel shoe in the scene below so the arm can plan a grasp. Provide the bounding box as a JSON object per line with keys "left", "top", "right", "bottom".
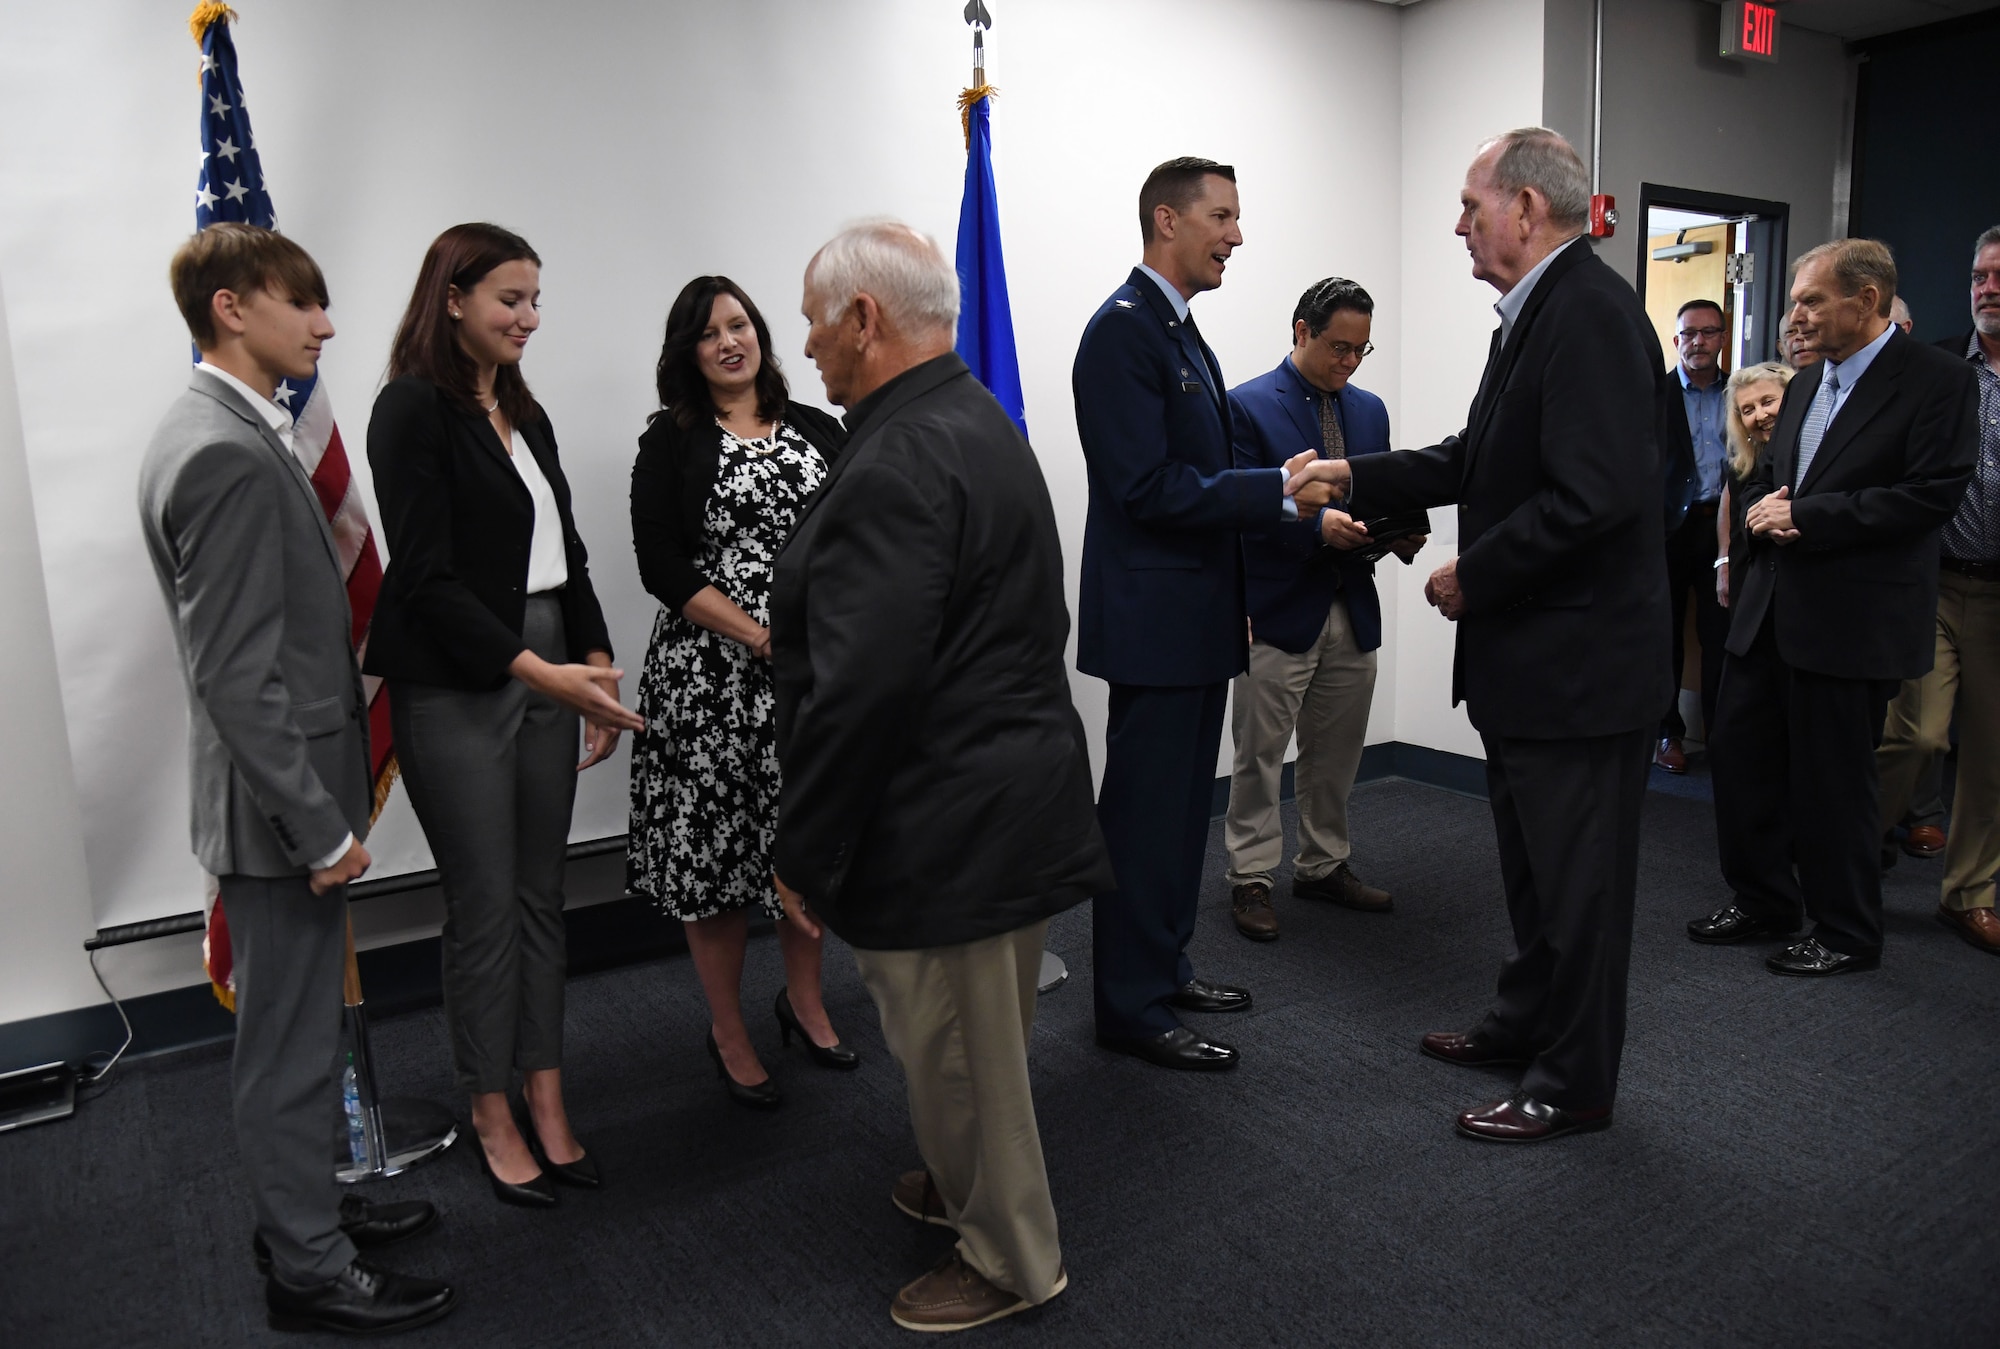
{"left": 707, "top": 1029, "right": 781, "bottom": 1110}
{"left": 474, "top": 1137, "right": 557, "bottom": 1209}
{"left": 775, "top": 987, "right": 859, "bottom": 1070}
{"left": 517, "top": 1106, "right": 602, "bottom": 1191}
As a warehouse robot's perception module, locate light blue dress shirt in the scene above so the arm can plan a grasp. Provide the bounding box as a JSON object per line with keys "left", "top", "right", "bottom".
{"left": 1679, "top": 365, "right": 1730, "bottom": 504}
{"left": 1493, "top": 235, "right": 1586, "bottom": 345}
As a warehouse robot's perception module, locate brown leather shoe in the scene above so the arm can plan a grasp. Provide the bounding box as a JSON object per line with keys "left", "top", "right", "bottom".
{"left": 1654, "top": 737, "right": 1688, "bottom": 773}
{"left": 1456, "top": 1092, "right": 1611, "bottom": 1143}
{"left": 1937, "top": 905, "right": 2000, "bottom": 955}
{"left": 892, "top": 1169, "right": 953, "bottom": 1228}
{"left": 889, "top": 1251, "right": 1066, "bottom": 1332}
{"left": 1230, "top": 882, "right": 1279, "bottom": 941}
{"left": 1903, "top": 825, "right": 1948, "bottom": 859}
{"left": 1420, "top": 1029, "right": 1530, "bottom": 1068}
{"left": 1293, "top": 862, "right": 1392, "bottom": 912}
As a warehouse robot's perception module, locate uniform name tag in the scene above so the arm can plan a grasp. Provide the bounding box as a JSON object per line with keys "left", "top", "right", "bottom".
{"left": 1181, "top": 381, "right": 1203, "bottom": 393}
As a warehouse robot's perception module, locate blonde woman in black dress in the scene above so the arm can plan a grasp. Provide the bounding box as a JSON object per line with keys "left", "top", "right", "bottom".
{"left": 628, "top": 276, "right": 854, "bottom": 1107}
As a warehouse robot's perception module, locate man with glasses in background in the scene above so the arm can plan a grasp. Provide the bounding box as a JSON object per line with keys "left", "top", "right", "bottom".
{"left": 1220, "top": 278, "right": 1419, "bottom": 941}
{"left": 1656, "top": 298, "right": 1732, "bottom": 773}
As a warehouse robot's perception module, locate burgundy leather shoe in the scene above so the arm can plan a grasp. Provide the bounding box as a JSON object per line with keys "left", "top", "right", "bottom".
{"left": 1420, "top": 1030, "right": 1530, "bottom": 1068}
{"left": 1654, "top": 737, "right": 1688, "bottom": 774}
{"left": 1456, "top": 1092, "right": 1610, "bottom": 1143}
{"left": 1903, "top": 825, "right": 1947, "bottom": 859}
{"left": 1936, "top": 905, "right": 2000, "bottom": 955}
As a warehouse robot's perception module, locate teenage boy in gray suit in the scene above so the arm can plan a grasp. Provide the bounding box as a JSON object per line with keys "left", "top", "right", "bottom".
{"left": 138, "top": 223, "right": 453, "bottom": 1336}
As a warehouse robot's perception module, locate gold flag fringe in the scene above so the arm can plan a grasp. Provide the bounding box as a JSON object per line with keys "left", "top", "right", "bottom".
{"left": 370, "top": 753, "right": 400, "bottom": 824}
{"left": 188, "top": 1, "right": 236, "bottom": 44}
{"left": 958, "top": 84, "right": 998, "bottom": 150}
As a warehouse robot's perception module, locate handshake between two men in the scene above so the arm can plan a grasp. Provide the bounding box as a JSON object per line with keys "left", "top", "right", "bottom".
{"left": 1281, "top": 450, "right": 1455, "bottom": 616}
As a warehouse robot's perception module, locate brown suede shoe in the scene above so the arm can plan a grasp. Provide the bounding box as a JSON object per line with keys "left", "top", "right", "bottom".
{"left": 889, "top": 1251, "right": 1066, "bottom": 1332}
{"left": 1293, "top": 862, "right": 1392, "bottom": 913}
{"left": 1230, "top": 882, "right": 1279, "bottom": 941}
{"left": 1937, "top": 905, "right": 2000, "bottom": 955}
{"left": 1903, "top": 825, "right": 1947, "bottom": 859}
{"left": 892, "top": 1169, "right": 953, "bottom": 1228}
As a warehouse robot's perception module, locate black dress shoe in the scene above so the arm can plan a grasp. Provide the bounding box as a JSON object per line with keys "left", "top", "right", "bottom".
{"left": 266, "top": 1258, "right": 456, "bottom": 1335}
{"left": 707, "top": 1029, "right": 782, "bottom": 1110}
{"left": 253, "top": 1196, "right": 438, "bottom": 1274}
{"left": 1686, "top": 903, "right": 1802, "bottom": 945}
{"left": 1096, "top": 1026, "right": 1239, "bottom": 1071}
{"left": 1456, "top": 1092, "right": 1611, "bottom": 1143}
{"left": 1765, "top": 937, "right": 1881, "bottom": 977}
{"left": 1419, "top": 1029, "right": 1530, "bottom": 1068}
{"left": 476, "top": 1144, "right": 557, "bottom": 1208}
{"left": 775, "top": 987, "right": 859, "bottom": 1069}
{"left": 519, "top": 1110, "right": 601, "bottom": 1191}
{"left": 1167, "top": 978, "right": 1252, "bottom": 1014}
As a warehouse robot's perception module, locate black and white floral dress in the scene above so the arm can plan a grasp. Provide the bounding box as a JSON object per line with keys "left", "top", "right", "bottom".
{"left": 628, "top": 423, "right": 827, "bottom": 920}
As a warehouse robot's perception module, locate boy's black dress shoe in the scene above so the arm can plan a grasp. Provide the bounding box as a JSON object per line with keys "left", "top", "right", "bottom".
{"left": 252, "top": 1196, "right": 437, "bottom": 1274}
{"left": 1765, "top": 937, "right": 1880, "bottom": 977}
{"left": 1096, "top": 1026, "right": 1239, "bottom": 1071}
{"left": 265, "top": 1258, "right": 455, "bottom": 1335}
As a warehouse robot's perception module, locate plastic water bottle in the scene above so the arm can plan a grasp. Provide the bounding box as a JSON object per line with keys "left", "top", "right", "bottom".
{"left": 342, "top": 1053, "right": 370, "bottom": 1169}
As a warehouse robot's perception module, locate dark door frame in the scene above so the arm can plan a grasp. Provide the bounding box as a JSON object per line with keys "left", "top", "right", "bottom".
{"left": 1634, "top": 183, "right": 1791, "bottom": 365}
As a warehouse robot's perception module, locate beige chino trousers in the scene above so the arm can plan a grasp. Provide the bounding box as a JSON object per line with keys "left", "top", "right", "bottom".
{"left": 1225, "top": 597, "right": 1378, "bottom": 887}
{"left": 852, "top": 919, "right": 1062, "bottom": 1304}
{"left": 1877, "top": 569, "right": 2000, "bottom": 912}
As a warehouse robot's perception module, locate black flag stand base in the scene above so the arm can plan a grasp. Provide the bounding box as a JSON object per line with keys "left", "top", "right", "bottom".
{"left": 335, "top": 916, "right": 457, "bottom": 1183}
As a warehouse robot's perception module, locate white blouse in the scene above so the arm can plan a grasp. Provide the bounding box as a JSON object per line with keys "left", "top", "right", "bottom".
{"left": 509, "top": 429, "right": 569, "bottom": 594}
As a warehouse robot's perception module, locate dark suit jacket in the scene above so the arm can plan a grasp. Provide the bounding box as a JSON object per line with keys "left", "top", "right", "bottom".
{"left": 1662, "top": 367, "right": 1704, "bottom": 528}
{"left": 770, "top": 354, "right": 1113, "bottom": 950}
{"left": 629, "top": 400, "right": 846, "bottom": 613}
{"left": 1347, "top": 238, "right": 1673, "bottom": 739}
{"left": 365, "top": 376, "right": 612, "bottom": 690}
{"left": 1073, "top": 268, "right": 1286, "bottom": 686}
{"left": 1228, "top": 357, "right": 1391, "bottom": 654}
{"left": 1727, "top": 326, "right": 1976, "bottom": 680}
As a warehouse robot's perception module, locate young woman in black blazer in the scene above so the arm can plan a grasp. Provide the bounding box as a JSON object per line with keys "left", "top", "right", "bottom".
{"left": 367, "top": 222, "right": 642, "bottom": 1205}
{"left": 628, "top": 276, "right": 852, "bottom": 1107}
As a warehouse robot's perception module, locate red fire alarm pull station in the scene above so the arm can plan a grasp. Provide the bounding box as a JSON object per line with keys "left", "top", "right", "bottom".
{"left": 1720, "top": 1, "right": 1781, "bottom": 62}
{"left": 1590, "top": 194, "right": 1617, "bottom": 238}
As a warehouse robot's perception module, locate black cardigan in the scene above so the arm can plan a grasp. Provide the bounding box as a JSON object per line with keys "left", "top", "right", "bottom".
{"left": 365, "top": 376, "right": 613, "bottom": 690}
{"left": 629, "top": 400, "right": 847, "bottom": 613}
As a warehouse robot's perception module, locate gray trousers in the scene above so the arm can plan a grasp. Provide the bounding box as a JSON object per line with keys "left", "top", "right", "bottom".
{"left": 223, "top": 871, "right": 357, "bottom": 1285}
{"left": 853, "top": 920, "right": 1063, "bottom": 1304}
{"left": 392, "top": 595, "right": 579, "bottom": 1095}
{"left": 1225, "top": 601, "right": 1378, "bottom": 887}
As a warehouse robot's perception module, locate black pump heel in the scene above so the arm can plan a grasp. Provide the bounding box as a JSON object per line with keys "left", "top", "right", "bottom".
{"left": 706, "top": 1029, "right": 781, "bottom": 1109}
{"left": 517, "top": 1107, "right": 602, "bottom": 1190}
{"left": 775, "top": 987, "right": 860, "bottom": 1070}
{"left": 474, "top": 1140, "right": 557, "bottom": 1208}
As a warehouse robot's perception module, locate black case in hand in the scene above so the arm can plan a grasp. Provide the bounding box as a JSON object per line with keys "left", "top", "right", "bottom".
{"left": 1348, "top": 509, "right": 1430, "bottom": 565}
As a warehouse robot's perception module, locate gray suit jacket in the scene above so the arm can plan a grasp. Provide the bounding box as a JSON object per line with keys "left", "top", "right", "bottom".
{"left": 138, "top": 372, "right": 371, "bottom": 877}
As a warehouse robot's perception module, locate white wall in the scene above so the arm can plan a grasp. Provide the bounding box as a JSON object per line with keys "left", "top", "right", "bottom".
{"left": 0, "top": 0, "right": 1409, "bottom": 1009}
{"left": 1388, "top": 0, "right": 1547, "bottom": 760}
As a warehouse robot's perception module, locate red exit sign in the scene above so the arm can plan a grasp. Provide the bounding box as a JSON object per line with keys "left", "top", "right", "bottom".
{"left": 1721, "top": 1, "right": 1781, "bottom": 62}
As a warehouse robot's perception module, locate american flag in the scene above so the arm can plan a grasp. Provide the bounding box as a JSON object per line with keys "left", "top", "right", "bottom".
{"left": 191, "top": 2, "right": 394, "bottom": 1008}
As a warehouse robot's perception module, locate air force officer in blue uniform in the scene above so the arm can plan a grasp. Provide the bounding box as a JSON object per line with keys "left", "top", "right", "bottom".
{"left": 1073, "top": 158, "right": 1314, "bottom": 1071}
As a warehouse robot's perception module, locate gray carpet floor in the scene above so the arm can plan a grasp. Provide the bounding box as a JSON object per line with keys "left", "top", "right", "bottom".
{"left": 5, "top": 774, "right": 1996, "bottom": 1347}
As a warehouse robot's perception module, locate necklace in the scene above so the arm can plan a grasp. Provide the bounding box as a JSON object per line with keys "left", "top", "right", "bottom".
{"left": 717, "top": 414, "right": 783, "bottom": 455}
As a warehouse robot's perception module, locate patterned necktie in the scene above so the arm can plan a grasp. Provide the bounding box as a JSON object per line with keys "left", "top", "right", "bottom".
{"left": 1794, "top": 364, "right": 1841, "bottom": 488}
{"left": 1318, "top": 389, "right": 1346, "bottom": 459}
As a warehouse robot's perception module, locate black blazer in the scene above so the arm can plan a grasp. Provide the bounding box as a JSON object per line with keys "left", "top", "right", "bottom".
{"left": 365, "top": 376, "right": 612, "bottom": 690}
{"left": 770, "top": 353, "right": 1114, "bottom": 950}
{"left": 1727, "top": 327, "right": 1977, "bottom": 680}
{"left": 629, "top": 400, "right": 846, "bottom": 613}
{"left": 1348, "top": 238, "right": 1674, "bottom": 739}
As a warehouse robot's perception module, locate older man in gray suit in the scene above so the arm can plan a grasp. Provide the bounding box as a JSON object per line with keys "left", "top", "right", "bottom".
{"left": 138, "top": 224, "right": 453, "bottom": 1336}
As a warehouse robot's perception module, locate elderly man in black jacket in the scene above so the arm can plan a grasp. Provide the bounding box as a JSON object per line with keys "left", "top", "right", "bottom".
{"left": 771, "top": 220, "right": 1112, "bottom": 1333}
{"left": 1292, "top": 128, "right": 1673, "bottom": 1144}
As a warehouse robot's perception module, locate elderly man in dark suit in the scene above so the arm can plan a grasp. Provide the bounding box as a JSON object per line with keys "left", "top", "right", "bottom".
{"left": 138, "top": 224, "right": 452, "bottom": 1333}
{"left": 1222, "top": 276, "right": 1420, "bottom": 941}
{"left": 1073, "top": 157, "right": 1316, "bottom": 1070}
{"left": 1691, "top": 238, "right": 1977, "bottom": 975}
{"left": 773, "top": 221, "right": 1112, "bottom": 1334}
{"left": 1292, "top": 128, "right": 1674, "bottom": 1143}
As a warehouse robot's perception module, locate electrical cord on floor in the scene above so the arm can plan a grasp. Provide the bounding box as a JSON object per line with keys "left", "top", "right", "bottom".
{"left": 74, "top": 947, "right": 136, "bottom": 1093}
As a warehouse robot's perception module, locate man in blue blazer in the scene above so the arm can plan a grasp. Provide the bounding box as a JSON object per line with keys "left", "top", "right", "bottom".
{"left": 1073, "top": 158, "right": 1314, "bottom": 1071}
{"left": 1223, "top": 278, "right": 1423, "bottom": 942}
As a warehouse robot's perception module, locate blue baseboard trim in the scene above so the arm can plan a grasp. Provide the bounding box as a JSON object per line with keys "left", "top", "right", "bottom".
{"left": 1208, "top": 739, "right": 1488, "bottom": 816}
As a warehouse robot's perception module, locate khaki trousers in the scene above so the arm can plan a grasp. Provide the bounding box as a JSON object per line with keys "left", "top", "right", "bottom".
{"left": 1225, "top": 599, "right": 1378, "bottom": 887}
{"left": 852, "top": 919, "right": 1062, "bottom": 1304}
{"left": 1877, "top": 569, "right": 2000, "bottom": 912}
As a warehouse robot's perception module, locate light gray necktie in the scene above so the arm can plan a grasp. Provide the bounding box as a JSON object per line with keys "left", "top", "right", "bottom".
{"left": 1794, "top": 365, "right": 1840, "bottom": 488}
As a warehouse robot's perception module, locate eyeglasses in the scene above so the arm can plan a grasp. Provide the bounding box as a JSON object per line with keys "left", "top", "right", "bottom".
{"left": 1678, "top": 326, "right": 1725, "bottom": 341}
{"left": 1326, "top": 341, "right": 1375, "bottom": 362}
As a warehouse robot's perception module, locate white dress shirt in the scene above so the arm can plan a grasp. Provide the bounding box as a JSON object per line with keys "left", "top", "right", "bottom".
{"left": 194, "top": 362, "right": 353, "bottom": 872}
{"left": 509, "top": 429, "right": 569, "bottom": 593}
